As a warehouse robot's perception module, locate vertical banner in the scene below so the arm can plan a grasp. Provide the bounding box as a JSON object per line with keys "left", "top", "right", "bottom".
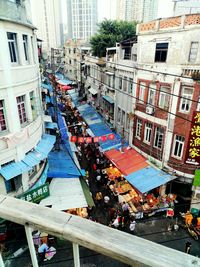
{"left": 185, "top": 112, "right": 200, "bottom": 165}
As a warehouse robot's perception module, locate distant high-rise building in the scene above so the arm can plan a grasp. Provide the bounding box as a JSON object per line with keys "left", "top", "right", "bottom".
{"left": 66, "top": 0, "right": 98, "bottom": 41}
{"left": 30, "top": 0, "right": 63, "bottom": 59}
{"left": 116, "top": 0, "right": 158, "bottom": 22}
{"left": 143, "top": 0, "right": 159, "bottom": 22}
{"left": 172, "top": 0, "right": 200, "bottom": 16}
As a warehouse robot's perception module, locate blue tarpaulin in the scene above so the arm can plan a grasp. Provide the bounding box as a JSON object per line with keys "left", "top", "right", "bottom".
{"left": 41, "top": 83, "right": 53, "bottom": 92}
{"left": 45, "top": 122, "right": 58, "bottom": 130}
{"left": 57, "top": 78, "right": 72, "bottom": 85}
{"left": 47, "top": 145, "right": 82, "bottom": 178}
{"left": 102, "top": 95, "right": 114, "bottom": 104}
{"left": 125, "top": 166, "right": 176, "bottom": 193}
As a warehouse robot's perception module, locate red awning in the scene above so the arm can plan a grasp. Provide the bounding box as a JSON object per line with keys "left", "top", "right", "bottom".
{"left": 61, "top": 85, "right": 72, "bottom": 90}
{"left": 104, "top": 148, "right": 148, "bottom": 176}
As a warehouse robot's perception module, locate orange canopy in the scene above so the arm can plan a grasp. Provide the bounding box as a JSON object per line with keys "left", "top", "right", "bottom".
{"left": 104, "top": 148, "right": 148, "bottom": 176}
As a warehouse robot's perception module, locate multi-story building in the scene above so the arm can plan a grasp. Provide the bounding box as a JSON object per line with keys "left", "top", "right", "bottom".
{"left": 173, "top": 0, "right": 200, "bottom": 16}
{"left": 134, "top": 14, "right": 200, "bottom": 207}
{"left": 66, "top": 0, "right": 98, "bottom": 40}
{"left": 30, "top": 0, "right": 63, "bottom": 60}
{"left": 0, "top": 0, "right": 54, "bottom": 197}
{"left": 116, "top": 0, "right": 158, "bottom": 22}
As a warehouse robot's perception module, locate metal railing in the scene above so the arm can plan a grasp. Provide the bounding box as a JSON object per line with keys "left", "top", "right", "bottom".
{"left": 0, "top": 194, "right": 199, "bottom": 267}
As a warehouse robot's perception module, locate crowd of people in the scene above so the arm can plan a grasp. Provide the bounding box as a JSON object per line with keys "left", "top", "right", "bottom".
{"left": 55, "top": 93, "right": 137, "bottom": 234}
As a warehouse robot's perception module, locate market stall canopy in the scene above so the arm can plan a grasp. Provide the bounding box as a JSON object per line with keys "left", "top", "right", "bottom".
{"left": 61, "top": 85, "right": 72, "bottom": 90}
{"left": 57, "top": 78, "right": 72, "bottom": 85}
{"left": 88, "top": 88, "right": 98, "bottom": 95}
{"left": 105, "top": 148, "right": 148, "bottom": 176}
{"left": 39, "top": 178, "right": 91, "bottom": 211}
{"left": 125, "top": 166, "right": 176, "bottom": 194}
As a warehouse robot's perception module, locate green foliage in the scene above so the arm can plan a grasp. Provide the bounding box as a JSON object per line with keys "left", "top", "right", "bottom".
{"left": 90, "top": 20, "right": 137, "bottom": 57}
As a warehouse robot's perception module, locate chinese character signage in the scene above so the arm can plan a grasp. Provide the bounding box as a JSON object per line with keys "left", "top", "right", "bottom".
{"left": 18, "top": 183, "right": 50, "bottom": 203}
{"left": 185, "top": 112, "right": 200, "bottom": 165}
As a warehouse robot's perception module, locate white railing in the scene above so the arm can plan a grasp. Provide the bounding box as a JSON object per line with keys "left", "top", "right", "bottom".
{"left": 0, "top": 194, "right": 199, "bottom": 267}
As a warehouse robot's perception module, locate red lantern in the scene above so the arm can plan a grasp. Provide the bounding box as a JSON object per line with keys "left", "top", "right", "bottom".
{"left": 108, "top": 133, "right": 115, "bottom": 140}
{"left": 93, "top": 136, "right": 99, "bottom": 143}
{"left": 101, "top": 136, "right": 107, "bottom": 142}
{"left": 78, "top": 137, "right": 84, "bottom": 143}
{"left": 85, "top": 137, "right": 92, "bottom": 143}
{"left": 70, "top": 136, "right": 77, "bottom": 142}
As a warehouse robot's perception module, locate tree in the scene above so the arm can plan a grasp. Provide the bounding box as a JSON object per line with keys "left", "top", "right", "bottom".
{"left": 90, "top": 20, "right": 137, "bottom": 57}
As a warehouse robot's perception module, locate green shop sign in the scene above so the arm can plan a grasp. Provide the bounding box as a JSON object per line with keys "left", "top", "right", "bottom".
{"left": 18, "top": 183, "right": 50, "bottom": 203}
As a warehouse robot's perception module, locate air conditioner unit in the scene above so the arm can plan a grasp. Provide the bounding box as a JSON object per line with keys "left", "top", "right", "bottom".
{"left": 146, "top": 105, "right": 154, "bottom": 115}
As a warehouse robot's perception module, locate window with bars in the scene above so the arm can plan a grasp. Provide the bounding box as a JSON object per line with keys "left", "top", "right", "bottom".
{"left": 144, "top": 123, "right": 152, "bottom": 144}
{"left": 172, "top": 135, "right": 185, "bottom": 159}
{"left": 126, "top": 114, "right": 130, "bottom": 130}
{"left": 188, "top": 42, "right": 199, "bottom": 63}
{"left": 179, "top": 87, "right": 193, "bottom": 112}
{"left": 17, "top": 95, "right": 27, "bottom": 124}
{"left": 123, "top": 77, "right": 127, "bottom": 92}
{"left": 118, "top": 76, "right": 122, "bottom": 90}
{"left": 0, "top": 100, "right": 7, "bottom": 132}
{"left": 7, "top": 32, "right": 18, "bottom": 63}
{"left": 154, "top": 127, "right": 164, "bottom": 149}
{"left": 121, "top": 110, "right": 125, "bottom": 125}
{"left": 136, "top": 119, "right": 142, "bottom": 139}
{"left": 22, "top": 34, "right": 28, "bottom": 61}
{"left": 159, "top": 86, "right": 170, "bottom": 110}
{"left": 139, "top": 82, "right": 146, "bottom": 103}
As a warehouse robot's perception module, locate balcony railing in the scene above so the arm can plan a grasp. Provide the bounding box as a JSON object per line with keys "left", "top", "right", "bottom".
{"left": 0, "top": 194, "right": 199, "bottom": 267}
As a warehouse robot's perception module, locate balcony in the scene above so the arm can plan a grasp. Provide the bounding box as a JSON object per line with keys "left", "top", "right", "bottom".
{"left": 182, "top": 66, "right": 200, "bottom": 80}
{"left": 0, "top": 194, "right": 199, "bottom": 267}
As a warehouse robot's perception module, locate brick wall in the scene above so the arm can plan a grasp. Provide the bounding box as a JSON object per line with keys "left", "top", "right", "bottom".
{"left": 185, "top": 14, "right": 200, "bottom": 26}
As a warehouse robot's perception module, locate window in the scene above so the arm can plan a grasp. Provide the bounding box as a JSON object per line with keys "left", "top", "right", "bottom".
{"left": 7, "top": 32, "right": 18, "bottom": 63}
{"left": 30, "top": 91, "right": 37, "bottom": 120}
{"left": 5, "top": 174, "right": 22, "bottom": 193}
{"left": 173, "top": 135, "right": 185, "bottom": 158}
{"left": 123, "top": 77, "right": 127, "bottom": 91}
{"left": 28, "top": 166, "right": 37, "bottom": 179}
{"left": 118, "top": 76, "right": 122, "bottom": 90}
{"left": 189, "top": 42, "right": 198, "bottom": 63}
{"left": 154, "top": 127, "right": 164, "bottom": 149}
{"left": 122, "top": 110, "right": 125, "bottom": 125}
{"left": 128, "top": 78, "right": 133, "bottom": 94}
{"left": 144, "top": 123, "right": 152, "bottom": 144}
{"left": 31, "top": 37, "right": 36, "bottom": 63}
{"left": 155, "top": 43, "right": 168, "bottom": 62}
{"left": 139, "top": 82, "right": 146, "bottom": 103}
{"left": 159, "top": 86, "right": 170, "bottom": 110}
{"left": 17, "top": 95, "right": 27, "bottom": 124}
{"left": 179, "top": 87, "right": 193, "bottom": 112}
{"left": 0, "top": 100, "right": 7, "bottom": 132}
{"left": 126, "top": 114, "right": 130, "bottom": 130}
{"left": 22, "top": 34, "right": 28, "bottom": 61}
{"left": 147, "top": 84, "right": 156, "bottom": 106}
{"left": 117, "top": 107, "right": 121, "bottom": 123}
{"left": 136, "top": 119, "right": 142, "bottom": 139}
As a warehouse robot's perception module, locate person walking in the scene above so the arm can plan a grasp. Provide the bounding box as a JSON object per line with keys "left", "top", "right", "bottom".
{"left": 129, "top": 216, "right": 136, "bottom": 234}
{"left": 185, "top": 241, "right": 192, "bottom": 254}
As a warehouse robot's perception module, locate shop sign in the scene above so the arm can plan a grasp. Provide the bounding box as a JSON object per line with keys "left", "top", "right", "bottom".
{"left": 18, "top": 183, "right": 49, "bottom": 203}
{"left": 185, "top": 112, "right": 200, "bottom": 165}
{"left": 193, "top": 169, "right": 200, "bottom": 186}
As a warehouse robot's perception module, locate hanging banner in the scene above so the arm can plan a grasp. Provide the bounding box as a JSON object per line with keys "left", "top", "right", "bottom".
{"left": 185, "top": 112, "right": 200, "bottom": 165}
{"left": 69, "top": 134, "right": 115, "bottom": 143}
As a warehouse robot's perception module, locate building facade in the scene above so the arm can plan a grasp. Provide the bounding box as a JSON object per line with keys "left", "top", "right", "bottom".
{"left": 66, "top": 0, "right": 98, "bottom": 40}
{"left": 0, "top": 0, "right": 54, "bottom": 197}
{"left": 134, "top": 14, "right": 200, "bottom": 207}
{"left": 30, "top": 0, "right": 63, "bottom": 60}
{"left": 116, "top": 0, "right": 158, "bottom": 22}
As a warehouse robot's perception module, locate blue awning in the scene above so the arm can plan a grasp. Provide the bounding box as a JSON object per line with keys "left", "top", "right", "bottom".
{"left": 125, "top": 166, "right": 176, "bottom": 193}
{"left": 45, "top": 95, "right": 51, "bottom": 103}
{"left": 41, "top": 83, "right": 53, "bottom": 92}
{"left": 57, "top": 78, "right": 72, "bottom": 85}
{"left": 35, "top": 134, "right": 56, "bottom": 157}
{"left": 45, "top": 122, "right": 58, "bottom": 130}
{"left": 48, "top": 147, "right": 81, "bottom": 178}
{"left": 102, "top": 95, "right": 114, "bottom": 104}
{"left": 0, "top": 161, "right": 31, "bottom": 181}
